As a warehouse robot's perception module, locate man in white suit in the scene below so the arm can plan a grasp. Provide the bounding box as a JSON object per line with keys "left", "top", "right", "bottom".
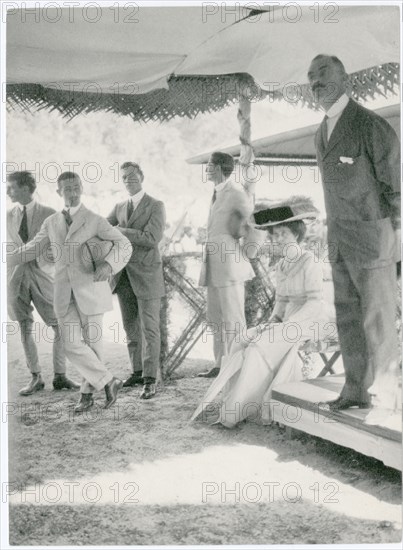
{"left": 7, "top": 171, "right": 78, "bottom": 396}
{"left": 8, "top": 172, "right": 132, "bottom": 413}
{"left": 198, "top": 152, "right": 254, "bottom": 378}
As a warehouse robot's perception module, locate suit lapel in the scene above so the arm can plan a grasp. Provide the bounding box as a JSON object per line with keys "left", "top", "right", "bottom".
{"left": 322, "top": 122, "right": 344, "bottom": 159}
{"left": 315, "top": 124, "right": 325, "bottom": 161}
{"left": 321, "top": 99, "right": 357, "bottom": 160}
{"left": 66, "top": 205, "right": 86, "bottom": 240}
{"left": 128, "top": 194, "right": 149, "bottom": 226}
{"left": 9, "top": 207, "right": 23, "bottom": 244}
{"left": 125, "top": 199, "right": 132, "bottom": 224}
{"left": 30, "top": 202, "right": 42, "bottom": 239}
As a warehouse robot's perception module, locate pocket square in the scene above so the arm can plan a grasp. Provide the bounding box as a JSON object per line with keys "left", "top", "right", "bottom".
{"left": 339, "top": 156, "right": 354, "bottom": 164}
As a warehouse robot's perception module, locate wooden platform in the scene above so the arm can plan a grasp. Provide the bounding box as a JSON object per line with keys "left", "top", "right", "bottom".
{"left": 270, "top": 374, "right": 402, "bottom": 470}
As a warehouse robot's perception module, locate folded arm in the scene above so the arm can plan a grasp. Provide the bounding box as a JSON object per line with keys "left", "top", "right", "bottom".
{"left": 95, "top": 217, "right": 133, "bottom": 275}
{"left": 116, "top": 202, "right": 165, "bottom": 249}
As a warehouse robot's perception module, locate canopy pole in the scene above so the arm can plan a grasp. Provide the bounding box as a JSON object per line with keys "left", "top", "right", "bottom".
{"left": 237, "top": 91, "right": 277, "bottom": 310}
{"left": 237, "top": 92, "right": 256, "bottom": 201}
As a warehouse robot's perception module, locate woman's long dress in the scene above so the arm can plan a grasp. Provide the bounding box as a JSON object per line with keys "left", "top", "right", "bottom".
{"left": 192, "top": 250, "right": 326, "bottom": 427}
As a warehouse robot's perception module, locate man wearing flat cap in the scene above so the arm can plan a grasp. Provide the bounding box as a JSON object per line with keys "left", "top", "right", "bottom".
{"left": 198, "top": 152, "right": 254, "bottom": 378}
{"left": 308, "top": 54, "right": 401, "bottom": 416}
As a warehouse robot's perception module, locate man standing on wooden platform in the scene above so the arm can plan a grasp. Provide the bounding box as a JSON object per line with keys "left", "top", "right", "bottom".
{"left": 308, "top": 54, "right": 401, "bottom": 415}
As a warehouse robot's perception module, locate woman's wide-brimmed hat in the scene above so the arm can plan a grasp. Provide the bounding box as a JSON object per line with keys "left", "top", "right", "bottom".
{"left": 253, "top": 196, "right": 319, "bottom": 228}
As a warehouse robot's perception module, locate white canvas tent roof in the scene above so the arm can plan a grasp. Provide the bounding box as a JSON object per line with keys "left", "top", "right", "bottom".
{"left": 6, "top": 5, "right": 400, "bottom": 121}
{"left": 7, "top": 6, "right": 249, "bottom": 94}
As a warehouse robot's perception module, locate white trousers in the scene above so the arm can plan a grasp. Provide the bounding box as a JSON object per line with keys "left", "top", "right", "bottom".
{"left": 58, "top": 297, "right": 113, "bottom": 394}
{"left": 206, "top": 284, "right": 246, "bottom": 369}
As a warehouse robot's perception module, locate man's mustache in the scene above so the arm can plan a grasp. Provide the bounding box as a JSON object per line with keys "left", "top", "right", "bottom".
{"left": 312, "top": 83, "right": 325, "bottom": 92}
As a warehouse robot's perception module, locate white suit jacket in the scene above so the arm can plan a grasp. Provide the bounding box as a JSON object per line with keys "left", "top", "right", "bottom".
{"left": 199, "top": 179, "right": 255, "bottom": 287}
{"left": 7, "top": 205, "right": 132, "bottom": 318}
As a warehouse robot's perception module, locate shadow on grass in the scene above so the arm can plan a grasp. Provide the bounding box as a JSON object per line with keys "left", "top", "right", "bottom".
{"left": 9, "top": 500, "right": 401, "bottom": 546}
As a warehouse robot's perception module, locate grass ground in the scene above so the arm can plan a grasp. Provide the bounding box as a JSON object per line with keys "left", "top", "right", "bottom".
{"left": 5, "top": 327, "right": 402, "bottom": 546}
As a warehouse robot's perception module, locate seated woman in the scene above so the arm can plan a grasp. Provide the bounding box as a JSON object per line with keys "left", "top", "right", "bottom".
{"left": 192, "top": 197, "right": 327, "bottom": 427}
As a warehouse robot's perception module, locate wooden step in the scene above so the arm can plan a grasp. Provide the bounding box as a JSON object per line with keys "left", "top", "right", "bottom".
{"left": 270, "top": 375, "right": 402, "bottom": 470}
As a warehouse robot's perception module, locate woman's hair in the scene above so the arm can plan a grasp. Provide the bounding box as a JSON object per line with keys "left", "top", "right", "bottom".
{"left": 268, "top": 220, "right": 306, "bottom": 242}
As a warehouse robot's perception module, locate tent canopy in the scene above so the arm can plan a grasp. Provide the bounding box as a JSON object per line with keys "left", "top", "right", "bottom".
{"left": 6, "top": 5, "right": 400, "bottom": 121}
{"left": 186, "top": 104, "right": 401, "bottom": 166}
{"left": 7, "top": 6, "right": 248, "bottom": 94}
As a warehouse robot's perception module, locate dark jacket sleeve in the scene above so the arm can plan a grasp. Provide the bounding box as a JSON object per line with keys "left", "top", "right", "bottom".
{"left": 364, "top": 114, "right": 401, "bottom": 228}
{"left": 120, "top": 201, "right": 166, "bottom": 249}
{"left": 106, "top": 205, "right": 119, "bottom": 227}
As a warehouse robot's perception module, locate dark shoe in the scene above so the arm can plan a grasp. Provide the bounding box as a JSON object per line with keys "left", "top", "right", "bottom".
{"left": 140, "top": 383, "right": 156, "bottom": 400}
{"left": 19, "top": 374, "right": 45, "bottom": 396}
{"left": 52, "top": 374, "right": 80, "bottom": 391}
{"left": 320, "top": 396, "right": 371, "bottom": 411}
{"left": 123, "top": 373, "right": 143, "bottom": 387}
{"left": 74, "top": 393, "right": 94, "bottom": 413}
{"left": 104, "top": 377, "right": 123, "bottom": 409}
{"left": 197, "top": 367, "right": 220, "bottom": 378}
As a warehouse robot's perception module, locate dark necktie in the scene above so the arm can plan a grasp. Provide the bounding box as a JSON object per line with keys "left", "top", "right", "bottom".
{"left": 127, "top": 199, "right": 134, "bottom": 220}
{"left": 211, "top": 190, "right": 217, "bottom": 205}
{"left": 19, "top": 205, "right": 29, "bottom": 243}
{"left": 321, "top": 114, "right": 329, "bottom": 149}
{"left": 62, "top": 208, "right": 73, "bottom": 227}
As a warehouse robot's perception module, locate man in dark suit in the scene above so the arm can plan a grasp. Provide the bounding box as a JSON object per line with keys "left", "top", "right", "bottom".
{"left": 6, "top": 171, "right": 78, "bottom": 396}
{"left": 308, "top": 55, "right": 400, "bottom": 412}
{"left": 107, "top": 162, "right": 165, "bottom": 399}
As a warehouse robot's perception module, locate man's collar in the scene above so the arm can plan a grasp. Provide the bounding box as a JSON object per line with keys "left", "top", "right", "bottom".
{"left": 17, "top": 199, "right": 35, "bottom": 212}
{"left": 130, "top": 190, "right": 145, "bottom": 203}
{"left": 65, "top": 203, "right": 82, "bottom": 216}
{"left": 326, "top": 93, "right": 349, "bottom": 119}
{"left": 214, "top": 178, "right": 231, "bottom": 193}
